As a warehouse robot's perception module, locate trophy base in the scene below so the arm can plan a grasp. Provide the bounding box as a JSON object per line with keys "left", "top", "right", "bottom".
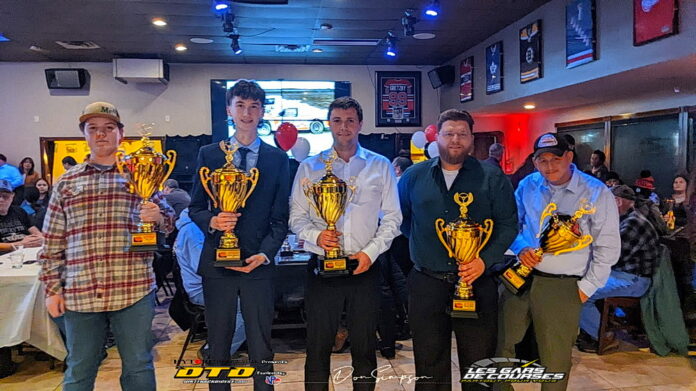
{"left": 500, "top": 267, "right": 531, "bottom": 296}
{"left": 317, "top": 256, "right": 353, "bottom": 277}
{"left": 448, "top": 299, "right": 478, "bottom": 319}
{"left": 129, "top": 232, "right": 160, "bottom": 252}
{"left": 214, "top": 248, "right": 243, "bottom": 267}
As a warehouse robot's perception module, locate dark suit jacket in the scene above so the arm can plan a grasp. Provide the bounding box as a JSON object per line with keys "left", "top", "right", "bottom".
{"left": 189, "top": 141, "right": 290, "bottom": 280}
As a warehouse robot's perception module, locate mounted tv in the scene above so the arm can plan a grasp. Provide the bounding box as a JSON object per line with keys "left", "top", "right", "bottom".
{"left": 211, "top": 79, "right": 351, "bottom": 157}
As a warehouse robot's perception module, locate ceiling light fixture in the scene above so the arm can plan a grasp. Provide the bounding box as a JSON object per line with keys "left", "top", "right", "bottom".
{"left": 175, "top": 43, "right": 187, "bottom": 51}
{"left": 151, "top": 18, "right": 167, "bottom": 27}
{"left": 401, "top": 9, "right": 418, "bottom": 37}
{"left": 312, "top": 48, "right": 323, "bottom": 53}
{"left": 190, "top": 37, "right": 214, "bottom": 44}
{"left": 229, "top": 34, "right": 242, "bottom": 54}
{"left": 222, "top": 12, "right": 236, "bottom": 33}
{"left": 214, "top": 0, "right": 229, "bottom": 11}
{"left": 319, "top": 23, "right": 333, "bottom": 30}
{"left": 385, "top": 32, "right": 397, "bottom": 58}
{"left": 523, "top": 104, "right": 536, "bottom": 110}
{"left": 424, "top": 0, "right": 440, "bottom": 17}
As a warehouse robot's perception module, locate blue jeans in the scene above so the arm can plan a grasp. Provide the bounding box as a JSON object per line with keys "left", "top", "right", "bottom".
{"left": 63, "top": 291, "right": 156, "bottom": 391}
{"left": 579, "top": 270, "right": 651, "bottom": 339}
{"left": 189, "top": 292, "right": 246, "bottom": 355}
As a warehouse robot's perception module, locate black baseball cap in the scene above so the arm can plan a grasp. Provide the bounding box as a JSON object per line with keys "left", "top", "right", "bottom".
{"left": 0, "top": 179, "right": 12, "bottom": 193}
{"left": 533, "top": 133, "right": 572, "bottom": 158}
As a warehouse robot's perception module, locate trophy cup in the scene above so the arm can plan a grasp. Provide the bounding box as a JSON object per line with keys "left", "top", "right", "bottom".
{"left": 664, "top": 199, "right": 676, "bottom": 230}
{"left": 500, "top": 200, "right": 595, "bottom": 295}
{"left": 302, "top": 150, "right": 356, "bottom": 277}
{"left": 435, "top": 193, "right": 493, "bottom": 318}
{"left": 199, "top": 141, "right": 259, "bottom": 267}
{"left": 116, "top": 125, "right": 177, "bottom": 252}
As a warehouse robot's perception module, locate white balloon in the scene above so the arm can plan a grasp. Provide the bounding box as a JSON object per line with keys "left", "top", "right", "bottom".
{"left": 411, "top": 131, "right": 427, "bottom": 149}
{"left": 291, "top": 137, "right": 311, "bottom": 161}
{"left": 427, "top": 142, "right": 440, "bottom": 158}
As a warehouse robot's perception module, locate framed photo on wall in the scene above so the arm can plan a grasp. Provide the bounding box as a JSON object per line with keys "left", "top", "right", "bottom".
{"left": 485, "top": 41, "right": 503, "bottom": 94}
{"left": 375, "top": 71, "right": 421, "bottom": 127}
{"left": 633, "top": 0, "right": 678, "bottom": 46}
{"left": 459, "top": 56, "right": 474, "bottom": 103}
{"left": 566, "top": 0, "right": 597, "bottom": 68}
{"left": 519, "top": 20, "right": 542, "bottom": 83}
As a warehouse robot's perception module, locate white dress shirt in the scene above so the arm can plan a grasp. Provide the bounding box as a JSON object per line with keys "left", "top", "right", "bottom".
{"left": 289, "top": 145, "right": 402, "bottom": 263}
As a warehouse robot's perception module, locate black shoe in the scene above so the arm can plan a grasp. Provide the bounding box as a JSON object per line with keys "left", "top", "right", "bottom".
{"left": 0, "top": 362, "right": 17, "bottom": 379}
{"left": 197, "top": 343, "right": 209, "bottom": 361}
{"left": 379, "top": 347, "right": 396, "bottom": 359}
{"left": 576, "top": 330, "right": 598, "bottom": 353}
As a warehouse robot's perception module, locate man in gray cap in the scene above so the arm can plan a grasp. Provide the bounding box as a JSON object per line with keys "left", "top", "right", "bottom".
{"left": 576, "top": 185, "right": 658, "bottom": 352}
{"left": 482, "top": 142, "right": 504, "bottom": 169}
{"left": 0, "top": 178, "right": 43, "bottom": 253}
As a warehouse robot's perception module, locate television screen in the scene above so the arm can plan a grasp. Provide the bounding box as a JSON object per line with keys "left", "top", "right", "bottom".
{"left": 211, "top": 79, "right": 351, "bottom": 157}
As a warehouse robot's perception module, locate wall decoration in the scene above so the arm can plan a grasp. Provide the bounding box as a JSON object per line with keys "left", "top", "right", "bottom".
{"left": 566, "top": 0, "right": 597, "bottom": 68}
{"left": 459, "top": 56, "right": 474, "bottom": 103}
{"left": 375, "top": 71, "right": 421, "bottom": 127}
{"left": 485, "top": 41, "right": 503, "bottom": 94}
{"left": 519, "top": 20, "right": 542, "bottom": 83}
{"left": 633, "top": 0, "right": 679, "bottom": 46}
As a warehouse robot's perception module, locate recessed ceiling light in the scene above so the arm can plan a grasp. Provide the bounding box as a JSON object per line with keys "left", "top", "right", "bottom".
{"left": 320, "top": 23, "right": 333, "bottom": 30}
{"left": 190, "top": 37, "right": 214, "bottom": 44}
{"left": 175, "top": 44, "right": 187, "bottom": 51}
{"left": 413, "top": 32, "right": 436, "bottom": 40}
{"left": 523, "top": 104, "right": 536, "bottom": 110}
{"left": 152, "top": 18, "right": 167, "bottom": 27}
{"left": 312, "top": 48, "right": 323, "bottom": 53}
{"left": 0, "top": 33, "right": 10, "bottom": 42}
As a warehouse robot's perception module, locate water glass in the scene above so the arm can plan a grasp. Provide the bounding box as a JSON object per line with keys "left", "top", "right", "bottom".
{"left": 9, "top": 252, "right": 24, "bottom": 269}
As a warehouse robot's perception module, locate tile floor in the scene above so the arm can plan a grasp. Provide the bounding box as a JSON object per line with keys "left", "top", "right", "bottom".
{"left": 1, "top": 291, "right": 695, "bottom": 391}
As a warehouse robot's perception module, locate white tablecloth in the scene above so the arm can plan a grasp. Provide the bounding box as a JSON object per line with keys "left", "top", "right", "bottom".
{"left": 0, "top": 247, "right": 67, "bottom": 360}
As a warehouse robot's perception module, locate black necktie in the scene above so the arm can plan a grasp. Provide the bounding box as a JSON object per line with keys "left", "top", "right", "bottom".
{"left": 238, "top": 147, "right": 250, "bottom": 171}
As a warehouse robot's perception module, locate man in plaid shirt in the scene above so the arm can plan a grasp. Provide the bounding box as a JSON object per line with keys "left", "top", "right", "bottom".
{"left": 39, "top": 101, "right": 174, "bottom": 390}
{"left": 577, "top": 184, "right": 658, "bottom": 351}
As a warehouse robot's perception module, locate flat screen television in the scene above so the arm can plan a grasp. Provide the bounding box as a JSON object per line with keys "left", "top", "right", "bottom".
{"left": 211, "top": 79, "right": 351, "bottom": 157}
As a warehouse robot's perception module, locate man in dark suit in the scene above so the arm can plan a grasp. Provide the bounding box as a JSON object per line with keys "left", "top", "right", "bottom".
{"left": 189, "top": 80, "right": 290, "bottom": 391}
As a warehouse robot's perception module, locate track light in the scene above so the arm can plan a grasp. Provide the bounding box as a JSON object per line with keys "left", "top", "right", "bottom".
{"left": 214, "top": 1, "right": 229, "bottom": 11}
{"left": 385, "top": 32, "right": 397, "bottom": 58}
{"left": 424, "top": 0, "right": 440, "bottom": 17}
{"left": 401, "top": 9, "right": 418, "bottom": 37}
{"left": 222, "top": 11, "right": 235, "bottom": 33}
{"left": 229, "top": 34, "right": 242, "bottom": 54}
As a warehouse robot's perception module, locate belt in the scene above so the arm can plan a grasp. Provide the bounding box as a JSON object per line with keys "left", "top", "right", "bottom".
{"left": 532, "top": 269, "right": 582, "bottom": 279}
{"left": 414, "top": 266, "right": 459, "bottom": 283}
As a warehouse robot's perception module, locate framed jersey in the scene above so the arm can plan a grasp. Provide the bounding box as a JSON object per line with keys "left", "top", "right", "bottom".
{"left": 375, "top": 71, "right": 422, "bottom": 127}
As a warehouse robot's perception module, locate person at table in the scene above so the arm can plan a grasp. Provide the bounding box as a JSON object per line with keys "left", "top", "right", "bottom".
{"left": 661, "top": 174, "right": 688, "bottom": 231}
{"left": 39, "top": 101, "right": 175, "bottom": 391}
{"left": 0, "top": 179, "right": 43, "bottom": 253}
{"left": 18, "top": 157, "right": 41, "bottom": 188}
{"left": 35, "top": 178, "right": 51, "bottom": 209}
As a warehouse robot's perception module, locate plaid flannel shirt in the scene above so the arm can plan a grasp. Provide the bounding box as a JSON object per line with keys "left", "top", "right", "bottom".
{"left": 614, "top": 208, "right": 659, "bottom": 277}
{"left": 39, "top": 162, "right": 175, "bottom": 312}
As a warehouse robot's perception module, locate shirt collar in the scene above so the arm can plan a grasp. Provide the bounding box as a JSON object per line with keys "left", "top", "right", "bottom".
{"left": 428, "top": 155, "right": 477, "bottom": 172}
{"left": 229, "top": 135, "right": 261, "bottom": 153}
{"left": 325, "top": 144, "right": 367, "bottom": 163}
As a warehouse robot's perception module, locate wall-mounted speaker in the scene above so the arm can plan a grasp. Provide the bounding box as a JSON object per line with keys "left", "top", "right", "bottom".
{"left": 427, "top": 65, "right": 455, "bottom": 89}
{"left": 45, "top": 68, "right": 89, "bottom": 89}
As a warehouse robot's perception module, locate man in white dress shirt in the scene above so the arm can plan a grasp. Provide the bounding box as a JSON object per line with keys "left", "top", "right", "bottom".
{"left": 290, "top": 97, "right": 402, "bottom": 391}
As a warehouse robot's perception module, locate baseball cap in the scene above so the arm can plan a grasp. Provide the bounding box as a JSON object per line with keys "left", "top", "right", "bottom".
{"left": 634, "top": 177, "right": 655, "bottom": 191}
{"left": 611, "top": 185, "right": 636, "bottom": 201}
{"left": 533, "top": 133, "right": 572, "bottom": 158}
{"left": 0, "top": 179, "right": 13, "bottom": 193}
{"left": 79, "top": 101, "right": 121, "bottom": 124}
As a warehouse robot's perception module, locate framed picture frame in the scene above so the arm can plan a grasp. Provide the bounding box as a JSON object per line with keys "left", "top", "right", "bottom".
{"left": 459, "top": 56, "right": 474, "bottom": 103}
{"left": 633, "top": 0, "right": 678, "bottom": 46}
{"left": 566, "top": 0, "right": 597, "bottom": 68}
{"left": 375, "top": 71, "right": 422, "bottom": 127}
{"left": 520, "top": 20, "right": 542, "bottom": 83}
{"left": 486, "top": 41, "right": 503, "bottom": 94}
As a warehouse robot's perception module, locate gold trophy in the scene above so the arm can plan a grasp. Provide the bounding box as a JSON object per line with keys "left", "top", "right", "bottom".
{"left": 664, "top": 199, "right": 676, "bottom": 230}
{"left": 435, "top": 193, "right": 493, "bottom": 318}
{"left": 116, "top": 125, "right": 177, "bottom": 252}
{"left": 302, "top": 150, "right": 356, "bottom": 277}
{"left": 500, "top": 200, "right": 595, "bottom": 295}
{"left": 200, "top": 141, "right": 259, "bottom": 267}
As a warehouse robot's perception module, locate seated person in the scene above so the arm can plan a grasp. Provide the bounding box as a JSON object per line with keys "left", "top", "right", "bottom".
{"left": 0, "top": 179, "right": 43, "bottom": 253}
{"left": 20, "top": 186, "right": 47, "bottom": 231}
{"left": 577, "top": 185, "right": 658, "bottom": 352}
{"left": 174, "top": 208, "right": 246, "bottom": 356}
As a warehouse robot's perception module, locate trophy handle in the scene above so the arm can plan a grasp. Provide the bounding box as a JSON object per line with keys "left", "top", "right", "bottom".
{"left": 435, "top": 218, "right": 454, "bottom": 258}
{"left": 302, "top": 179, "right": 323, "bottom": 218}
{"left": 475, "top": 219, "right": 494, "bottom": 259}
{"left": 115, "top": 151, "right": 134, "bottom": 193}
{"left": 159, "top": 150, "right": 177, "bottom": 191}
{"left": 346, "top": 177, "right": 357, "bottom": 205}
{"left": 199, "top": 167, "right": 218, "bottom": 209}
{"left": 536, "top": 203, "right": 557, "bottom": 238}
{"left": 553, "top": 234, "right": 593, "bottom": 256}
{"left": 241, "top": 168, "right": 259, "bottom": 208}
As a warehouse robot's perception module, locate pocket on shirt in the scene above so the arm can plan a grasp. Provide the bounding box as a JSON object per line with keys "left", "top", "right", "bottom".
{"left": 353, "top": 184, "right": 380, "bottom": 206}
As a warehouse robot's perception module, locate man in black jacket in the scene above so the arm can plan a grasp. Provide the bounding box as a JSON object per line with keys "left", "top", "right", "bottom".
{"left": 189, "top": 80, "right": 290, "bottom": 391}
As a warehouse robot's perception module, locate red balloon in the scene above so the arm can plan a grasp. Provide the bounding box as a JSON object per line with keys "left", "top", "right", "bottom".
{"left": 275, "top": 122, "right": 298, "bottom": 151}
{"left": 424, "top": 124, "right": 438, "bottom": 142}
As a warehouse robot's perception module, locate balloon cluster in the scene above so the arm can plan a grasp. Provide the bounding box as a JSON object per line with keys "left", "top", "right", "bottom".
{"left": 273, "top": 122, "right": 311, "bottom": 161}
{"left": 411, "top": 124, "right": 440, "bottom": 158}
